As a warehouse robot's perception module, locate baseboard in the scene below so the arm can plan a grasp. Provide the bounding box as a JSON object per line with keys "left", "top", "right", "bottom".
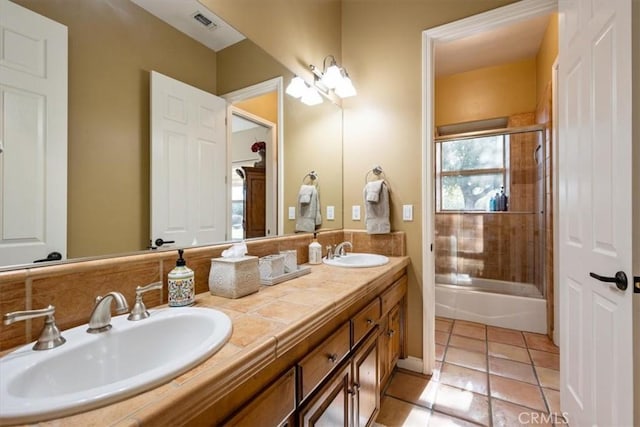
{"left": 396, "top": 356, "right": 423, "bottom": 373}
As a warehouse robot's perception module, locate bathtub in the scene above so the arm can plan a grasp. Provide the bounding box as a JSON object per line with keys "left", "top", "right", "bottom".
{"left": 435, "top": 275, "right": 547, "bottom": 334}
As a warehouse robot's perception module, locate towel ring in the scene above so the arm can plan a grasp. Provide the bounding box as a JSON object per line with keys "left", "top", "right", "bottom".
{"left": 302, "top": 170, "right": 318, "bottom": 185}
{"left": 365, "top": 165, "right": 385, "bottom": 183}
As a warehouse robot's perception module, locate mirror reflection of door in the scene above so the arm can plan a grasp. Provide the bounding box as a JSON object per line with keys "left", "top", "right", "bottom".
{"left": 229, "top": 108, "right": 275, "bottom": 240}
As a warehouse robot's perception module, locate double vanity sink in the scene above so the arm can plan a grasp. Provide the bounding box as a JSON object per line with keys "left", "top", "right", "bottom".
{"left": 0, "top": 249, "right": 396, "bottom": 425}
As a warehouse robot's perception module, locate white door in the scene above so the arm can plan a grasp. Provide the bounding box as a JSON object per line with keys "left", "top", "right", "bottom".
{"left": 150, "top": 71, "right": 227, "bottom": 248}
{"left": 558, "top": 0, "right": 634, "bottom": 425}
{"left": 0, "top": 0, "right": 67, "bottom": 266}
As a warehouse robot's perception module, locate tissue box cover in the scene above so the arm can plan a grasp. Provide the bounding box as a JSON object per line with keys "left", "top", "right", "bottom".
{"left": 209, "top": 256, "right": 260, "bottom": 299}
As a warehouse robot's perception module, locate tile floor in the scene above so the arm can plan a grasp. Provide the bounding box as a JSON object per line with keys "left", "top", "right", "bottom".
{"left": 375, "top": 317, "right": 564, "bottom": 426}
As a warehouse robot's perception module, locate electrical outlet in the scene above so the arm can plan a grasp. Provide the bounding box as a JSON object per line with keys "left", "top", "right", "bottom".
{"left": 288, "top": 206, "right": 295, "bottom": 220}
{"left": 327, "top": 205, "right": 335, "bottom": 220}
{"left": 403, "top": 204, "right": 413, "bottom": 221}
{"left": 352, "top": 205, "right": 361, "bottom": 221}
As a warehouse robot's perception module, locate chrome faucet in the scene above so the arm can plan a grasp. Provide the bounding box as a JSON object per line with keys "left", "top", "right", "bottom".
{"left": 87, "top": 292, "right": 129, "bottom": 333}
{"left": 334, "top": 241, "right": 353, "bottom": 257}
{"left": 3, "top": 305, "right": 66, "bottom": 350}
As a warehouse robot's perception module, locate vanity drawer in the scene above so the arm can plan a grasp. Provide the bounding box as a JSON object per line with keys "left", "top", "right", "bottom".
{"left": 351, "top": 297, "right": 381, "bottom": 346}
{"left": 298, "top": 322, "right": 350, "bottom": 401}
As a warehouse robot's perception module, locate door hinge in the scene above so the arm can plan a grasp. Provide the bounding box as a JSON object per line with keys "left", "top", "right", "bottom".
{"left": 430, "top": 243, "right": 433, "bottom": 252}
{"left": 634, "top": 276, "right": 640, "bottom": 294}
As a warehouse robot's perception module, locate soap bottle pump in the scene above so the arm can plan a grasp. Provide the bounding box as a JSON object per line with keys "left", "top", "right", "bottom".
{"left": 308, "top": 233, "right": 322, "bottom": 265}
{"left": 168, "top": 249, "right": 195, "bottom": 307}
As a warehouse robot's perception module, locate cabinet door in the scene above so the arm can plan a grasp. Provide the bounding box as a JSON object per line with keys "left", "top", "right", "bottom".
{"left": 353, "top": 331, "right": 379, "bottom": 427}
{"left": 299, "top": 364, "right": 351, "bottom": 427}
{"left": 388, "top": 305, "right": 401, "bottom": 368}
{"left": 387, "top": 305, "right": 402, "bottom": 370}
{"left": 377, "top": 315, "right": 390, "bottom": 388}
{"left": 226, "top": 367, "right": 295, "bottom": 426}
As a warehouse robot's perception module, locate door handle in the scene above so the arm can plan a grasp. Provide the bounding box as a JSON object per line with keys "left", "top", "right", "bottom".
{"left": 34, "top": 252, "right": 62, "bottom": 263}
{"left": 589, "top": 271, "right": 628, "bottom": 291}
{"left": 154, "top": 238, "right": 175, "bottom": 247}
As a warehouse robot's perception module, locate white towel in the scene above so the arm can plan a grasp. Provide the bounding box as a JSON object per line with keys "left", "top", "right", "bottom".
{"left": 365, "top": 180, "right": 383, "bottom": 203}
{"left": 296, "top": 185, "right": 322, "bottom": 232}
{"left": 364, "top": 180, "right": 390, "bottom": 234}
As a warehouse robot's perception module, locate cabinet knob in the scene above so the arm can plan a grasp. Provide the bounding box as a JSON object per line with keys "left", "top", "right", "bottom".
{"left": 387, "top": 329, "right": 395, "bottom": 337}
{"left": 366, "top": 318, "right": 374, "bottom": 325}
{"left": 353, "top": 382, "right": 361, "bottom": 391}
{"left": 327, "top": 353, "right": 338, "bottom": 363}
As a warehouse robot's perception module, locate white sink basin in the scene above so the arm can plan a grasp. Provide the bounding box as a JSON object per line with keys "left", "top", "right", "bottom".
{"left": 323, "top": 253, "right": 389, "bottom": 268}
{"left": 0, "top": 307, "right": 232, "bottom": 425}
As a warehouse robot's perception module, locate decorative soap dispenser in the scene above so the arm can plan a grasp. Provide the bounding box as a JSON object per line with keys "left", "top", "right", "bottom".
{"left": 168, "top": 249, "right": 195, "bottom": 307}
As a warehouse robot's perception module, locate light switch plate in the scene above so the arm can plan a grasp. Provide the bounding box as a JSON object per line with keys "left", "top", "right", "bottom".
{"left": 403, "top": 204, "right": 413, "bottom": 221}
{"left": 352, "top": 205, "right": 361, "bottom": 221}
{"left": 327, "top": 205, "right": 335, "bottom": 220}
{"left": 288, "top": 206, "right": 296, "bottom": 220}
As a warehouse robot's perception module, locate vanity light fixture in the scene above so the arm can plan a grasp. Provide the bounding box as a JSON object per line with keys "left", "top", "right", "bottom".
{"left": 285, "top": 55, "right": 356, "bottom": 105}
{"left": 310, "top": 55, "right": 357, "bottom": 99}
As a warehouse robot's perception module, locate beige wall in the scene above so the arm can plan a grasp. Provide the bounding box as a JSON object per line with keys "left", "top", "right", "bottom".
{"left": 536, "top": 13, "right": 559, "bottom": 106}
{"left": 435, "top": 58, "right": 537, "bottom": 126}
{"left": 235, "top": 93, "right": 279, "bottom": 125}
{"left": 341, "top": 0, "right": 518, "bottom": 358}
{"left": 14, "top": 0, "right": 218, "bottom": 258}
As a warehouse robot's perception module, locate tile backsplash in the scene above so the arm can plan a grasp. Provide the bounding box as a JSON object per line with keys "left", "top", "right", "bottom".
{"left": 0, "top": 230, "right": 405, "bottom": 351}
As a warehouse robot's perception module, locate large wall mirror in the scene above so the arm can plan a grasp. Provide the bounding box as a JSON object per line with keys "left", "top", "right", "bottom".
{"left": 2, "top": 0, "right": 343, "bottom": 270}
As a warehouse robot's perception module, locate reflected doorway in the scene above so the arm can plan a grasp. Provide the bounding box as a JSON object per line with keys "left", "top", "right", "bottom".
{"left": 229, "top": 108, "right": 275, "bottom": 240}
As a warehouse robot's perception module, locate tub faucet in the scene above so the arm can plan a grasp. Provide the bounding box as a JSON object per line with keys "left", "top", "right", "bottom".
{"left": 334, "top": 241, "right": 353, "bottom": 257}
{"left": 87, "top": 292, "right": 129, "bottom": 334}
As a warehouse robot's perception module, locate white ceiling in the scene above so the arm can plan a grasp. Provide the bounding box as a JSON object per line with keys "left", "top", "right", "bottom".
{"left": 130, "top": 0, "right": 244, "bottom": 52}
{"left": 435, "top": 13, "right": 553, "bottom": 77}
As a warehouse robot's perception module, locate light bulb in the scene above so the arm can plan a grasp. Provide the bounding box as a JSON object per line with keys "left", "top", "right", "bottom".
{"left": 285, "top": 76, "right": 307, "bottom": 98}
{"left": 335, "top": 75, "right": 356, "bottom": 98}
{"left": 301, "top": 86, "right": 323, "bottom": 106}
{"left": 320, "top": 64, "right": 342, "bottom": 89}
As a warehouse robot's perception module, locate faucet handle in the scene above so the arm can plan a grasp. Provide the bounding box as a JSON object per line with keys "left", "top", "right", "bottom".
{"left": 128, "top": 281, "right": 162, "bottom": 321}
{"left": 326, "top": 245, "right": 334, "bottom": 260}
{"left": 3, "top": 305, "right": 66, "bottom": 350}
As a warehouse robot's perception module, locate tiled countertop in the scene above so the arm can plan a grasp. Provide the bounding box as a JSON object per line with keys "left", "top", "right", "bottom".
{"left": 21, "top": 256, "right": 409, "bottom": 427}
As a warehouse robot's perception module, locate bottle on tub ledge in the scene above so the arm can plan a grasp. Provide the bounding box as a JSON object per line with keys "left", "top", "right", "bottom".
{"left": 168, "top": 249, "right": 195, "bottom": 307}
{"left": 497, "top": 186, "right": 509, "bottom": 211}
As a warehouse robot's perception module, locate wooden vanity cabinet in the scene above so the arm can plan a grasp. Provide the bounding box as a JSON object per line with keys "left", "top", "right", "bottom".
{"left": 222, "top": 271, "right": 407, "bottom": 427}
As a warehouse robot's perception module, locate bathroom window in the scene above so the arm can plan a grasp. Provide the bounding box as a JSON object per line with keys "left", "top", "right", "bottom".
{"left": 436, "top": 135, "right": 507, "bottom": 211}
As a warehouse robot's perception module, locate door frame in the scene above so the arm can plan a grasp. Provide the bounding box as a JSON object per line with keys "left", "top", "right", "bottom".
{"left": 222, "top": 77, "right": 284, "bottom": 236}
{"left": 421, "top": 0, "right": 558, "bottom": 375}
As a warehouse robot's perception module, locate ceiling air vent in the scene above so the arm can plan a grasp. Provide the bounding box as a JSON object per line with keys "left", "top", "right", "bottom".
{"left": 192, "top": 11, "right": 217, "bottom": 30}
